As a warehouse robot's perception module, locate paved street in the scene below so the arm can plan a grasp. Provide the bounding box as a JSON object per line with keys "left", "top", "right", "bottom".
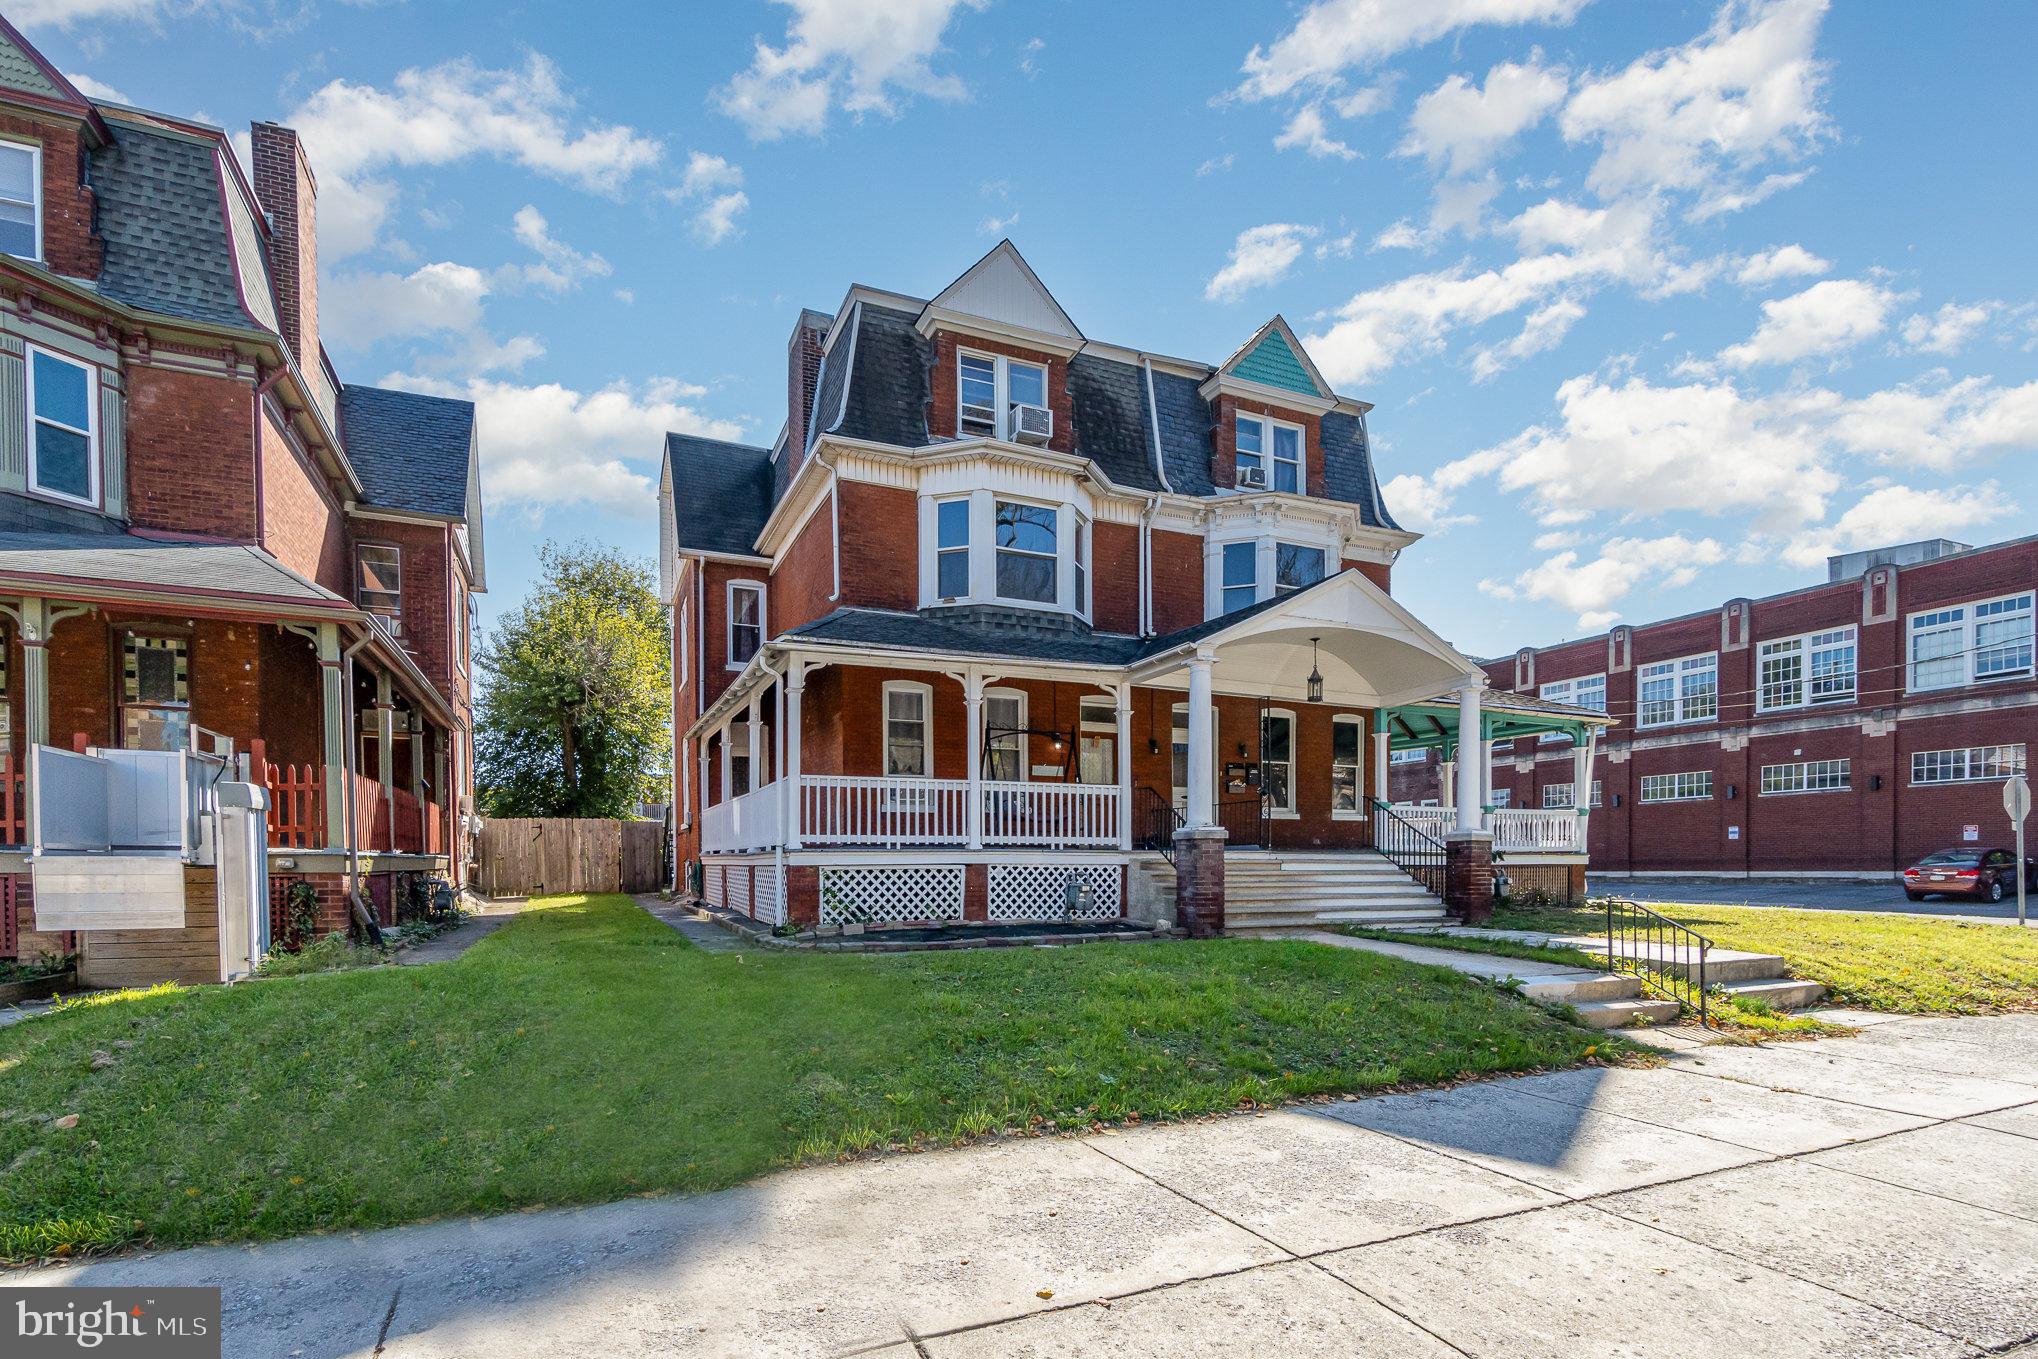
{"left": 1590, "top": 874, "right": 2030, "bottom": 919}
{"left": 25, "top": 1011, "right": 2038, "bottom": 1358}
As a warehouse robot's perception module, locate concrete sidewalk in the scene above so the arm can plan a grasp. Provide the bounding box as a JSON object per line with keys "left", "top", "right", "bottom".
{"left": 25, "top": 1014, "right": 2038, "bottom": 1358}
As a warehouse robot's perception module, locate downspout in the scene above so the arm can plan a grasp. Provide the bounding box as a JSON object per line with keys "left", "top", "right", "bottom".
{"left": 1141, "top": 357, "right": 1171, "bottom": 639}
{"left": 340, "top": 630, "right": 381, "bottom": 945}
{"left": 827, "top": 459, "right": 842, "bottom": 603}
{"left": 1141, "top": 357, "right": 1174, "bottom": 493}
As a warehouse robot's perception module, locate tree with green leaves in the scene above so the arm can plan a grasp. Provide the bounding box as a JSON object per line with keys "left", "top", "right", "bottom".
{"left": 475, "top": 542, "right": 670, "bottom": 818}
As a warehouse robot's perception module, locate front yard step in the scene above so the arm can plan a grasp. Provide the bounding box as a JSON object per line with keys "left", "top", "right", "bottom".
{"left": 1570, "top": 997, "right": 1684, "bottom": 1029}
{"left": 1716, "top": 977, "right": 1828, "bottom": 1010}
{"left": 1517, "top": 972, "right": 1645, "bottom": 1004}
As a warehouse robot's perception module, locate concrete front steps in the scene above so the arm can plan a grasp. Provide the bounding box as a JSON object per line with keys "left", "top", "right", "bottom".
{"left": 1311, "top": 932, "right": 1680, "bottom": 1029}
{"left": 1148, "top": 850, "right": 1450, "bottom": 935}
{"left": 1429, "top": 928, "right": 1829, "bottom": 1014}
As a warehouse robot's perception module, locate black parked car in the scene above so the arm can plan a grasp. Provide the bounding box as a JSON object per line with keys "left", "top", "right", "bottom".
{"left": 1903, "top": 848, "right": 2038, "bottom": 903}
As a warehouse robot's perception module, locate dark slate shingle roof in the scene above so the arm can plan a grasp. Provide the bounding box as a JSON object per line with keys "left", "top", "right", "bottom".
{"left": 338, "top": 384, "right": 475, "bottom": 518}
{"left": 1066, "top": 353, "right": 1162, "bottom": 492}
{"left": 88, "top": 123, "right": 254, "bottom": 329}
{"left": 1147, "top": 368, "right": 1216, "bottom": 497}
{"left": 785, "top": 608, "right": 1146, "bottom": 666}
{"left": 667, "top": 432, "right": 774, "bottom": 556}
{"left": 0, "top": 529, "right": 347, "bottom": 603}
{"left": 1321, "top": 410, "right": 1398, "bottom": 531}
{"left": 833, "top": 304, "right": 929, "bottom": 448}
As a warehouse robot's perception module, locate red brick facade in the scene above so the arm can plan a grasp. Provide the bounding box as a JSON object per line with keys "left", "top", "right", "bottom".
{"left": 124, "top": 366, "right": 260, "bottom": 541}
{"left": 1208, "top": 395, "right": 1328, "bottom": 498}
{"left": 0, "top": 109, "right": 100, "bottom": 279}
{"left": 926, "top": 332, "right": 1076, "bottom": 457}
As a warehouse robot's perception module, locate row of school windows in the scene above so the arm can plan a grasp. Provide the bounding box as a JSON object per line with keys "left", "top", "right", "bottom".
{"left": 1532, "top": 595, "right": 2036, "bottom": 729}
{"left": 1625, "top": 745, "right": 2026, "bottom": 804}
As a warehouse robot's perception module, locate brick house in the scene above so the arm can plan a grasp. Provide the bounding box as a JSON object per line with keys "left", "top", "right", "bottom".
{"left": 1471, "top": 535, "right": 2035, "bottom": 881}
{"left": 660, "top": 243, "right": 1604, "bottom": 933}
{"left": 0, "top": 21, "right": 483, "bottom": 962}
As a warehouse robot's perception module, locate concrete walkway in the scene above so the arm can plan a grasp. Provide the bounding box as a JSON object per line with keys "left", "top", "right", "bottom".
{"left": 393, "top": 900, "right": 526, "bottom": 966}
{"left": 23, "top": 1013, "right": 2038, "bottom": 1357}
{"left": 635, "top": 893, "right": 749, "bottom": 951}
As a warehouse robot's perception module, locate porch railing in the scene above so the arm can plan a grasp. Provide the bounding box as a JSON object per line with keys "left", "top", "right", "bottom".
{"left": 798, "top": 775, "right": 970, "bottom": 847}
{"left": 706, "top": 778, "right": 788, "bottom": 852}
{"left": 1604, "top": 897, "right": 1715, "bottom": 1028}
{"left": 1135, "top": 787, "right": 1184, "bottom": 861}
{"left": 980, "top": 780, "right": 1119, "bottom": 847}
{"left": 1371, "top": 798, "right": 1447, "bottom": 897}
{"left": 1383, "top": 804, "right": 1584, "bottom": 854}
{"left": 256, "top": 759, "right": 324, "bottom": 849}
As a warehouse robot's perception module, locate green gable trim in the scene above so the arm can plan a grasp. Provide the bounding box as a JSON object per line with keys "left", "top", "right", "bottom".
{"left": 0, "top": 33, "right": 61, "bottom": 100}
{"left": 1231, "top": 330, "right": 1318, "bottom": 397}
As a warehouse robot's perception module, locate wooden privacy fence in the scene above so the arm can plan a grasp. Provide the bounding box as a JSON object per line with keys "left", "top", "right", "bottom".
{"left": 476, "top": 818, "right": 664, "bottom": 898}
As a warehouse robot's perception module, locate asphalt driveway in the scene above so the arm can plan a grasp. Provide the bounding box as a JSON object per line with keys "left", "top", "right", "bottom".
{"left": 23, "top": 1011, "right": 2038, "bottom": 1358}
{"left": 1590, "top": 874, "right": 2029, "bottom": 919}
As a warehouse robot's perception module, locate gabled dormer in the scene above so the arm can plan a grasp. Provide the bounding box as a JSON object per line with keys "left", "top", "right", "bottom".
{"left": 0, "top": 15, "right": 111, "bottom": 281}
{"left": 915, "top": 240, "right": 1081, "bottom": 453}
{"left": 1200, "top": 316, "right": 1342, "bottom": 497}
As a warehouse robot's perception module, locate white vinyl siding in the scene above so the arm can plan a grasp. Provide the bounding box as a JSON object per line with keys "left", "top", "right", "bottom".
{"left": 1639, "top": 771, "right": 1713, "bottom": 803}
{"left": 1760, "top": 759, "right": 1851, "bottom": 795}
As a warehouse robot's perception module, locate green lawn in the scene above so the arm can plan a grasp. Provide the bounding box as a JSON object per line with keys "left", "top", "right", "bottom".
{"left": 0, "top": 894, "right": 1626, "bottom": 1262}
{"left": 1493, "top": 900, "right": 2038, "bottom": 1014}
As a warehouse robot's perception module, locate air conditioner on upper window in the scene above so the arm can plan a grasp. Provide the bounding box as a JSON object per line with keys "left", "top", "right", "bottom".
{"left": 1010, "top": 402, "right": 1053, "bottom": 446}
{"left": 1237, "top": 465, "right": 1268, "bottom": 490}
{"left": 368, "top": 611, "right": 404, "bottom": 640}
{"left": 960, "top": 401, "right": 997, "bottom": 432}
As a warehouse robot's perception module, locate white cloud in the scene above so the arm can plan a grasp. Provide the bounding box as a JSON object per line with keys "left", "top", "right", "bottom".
{"left": 387, "top": 374, "right": 743, "bottom": 516}
{"left": 1381, "top": 471, "right": 1478, "bottom": 533}
{"left": 979, "top": 211, "right": 1019, "bottom": 235}
{"left": 1533, "top": 530, "right": 1582, "bottom": 550}
{"left": 1560, "top": 0, "right": 1829, "bottom": 204}
{"left": 62, "top": 72, "right": 131, "bottom": 102}
{"left": 717, "top": 0, "right": 984, "bottom": 140}
{"left": 1716, "top": 278, "right": 1899, "bottom": 368}
{"left": 1688, "top": 169, "right": 1809, "bottom": 221}
{"left": 322, "top": 261, "right": 495, "bottom": 349}
{"left": 1900, "top": 301, "right": 1996, "bottom": 355}
{"left": 1469, "top": 296, "right": 1586, "bottom": 381}
{"left": 669, "top": 152, "right": 750, "bottom": 245}
{"left": 1824, "top": 375, "right": 2038, "bottom": 470}
{"left": 1399, "top": 57, "right": 1568, "bottom": 177}
{"left": 12, "top": 0, "right": 165, "bottom": 24}
{"left": 1274, "top": 105, "right": 1356, "bottom": 160}
{"left": 1234, "top": 0, "right": 1592, "bottom": 103}
{"left": 284, "top": 54, "right": 662, "bottom": 261}
{"left": 1783, "top": 483, "right": 2013, "bottom": 568}
{"left": 508, "top": 205, "right": 611, "bottom": 291}
{"left": 1196, "top": 153, "right": 1235, "bottom": 177}
{"left": 1205, "top": 223, "right": 1317, "bottom": 302}
{"left": 1735, "top": 243, "right": 1829, "bottom": 286}
{"left": 1333, "top": 82, "right": 1395, "bottom": 118}
{"left": 1019, "top": 37, "right": 1045, "bottom": 78}
{"left": 1481, "top": 534, "right": 1727, "bottom": 627}
{"left": 1315, "top": 231, "right": 1359, "bottom": 260}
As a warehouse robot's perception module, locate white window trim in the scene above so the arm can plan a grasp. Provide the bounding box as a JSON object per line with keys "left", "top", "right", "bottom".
{"left": 957, "top": 348, "right": 1048, "bottom": 443}
{"left": 931, "top": 495, "right": 971, "bottom": 602}
{"left": 1636, "top": 652, "right": 1718, "bottom": 729}
{"left": 726, "top": 579, "right": 766, "bottom": 672}
{"left": 1758, "top": 758, "right": 1852, "bottom": 796}
{"left": 990, "top": 494, "right": 1061, "bottom": 610}
{"left": 883, "top": 680, "right": 935, "bottom": 780}
{"left": 1234, "top": 412, "right": 1306, "bottom": 494}
{"left": 1261, "top": 706, "right": 1298, "bottom": 818}
{"left": 356, "top": 542, "right": 402, "bottom": 613}
{"left": 0, "top": 139, "right": 44, "bottom": 264}
{"left": 1331, "top": 713, "right": 1366, "bottom": 820}
{"left": 1638, "top": 770, "right": 1714, "bottom": 803}
{"left": 1542, "top": 782, "right": 1574, "bottom": 808}
{"left": 1073, "top": 509, "right": 1092, "bottom": 622}
{"left": 1756, "top": 626, "right": 1858, "bottom": 714}
{"left": 1272, "top": 541, "right": 1327, "bottom": 598}
{"left": 983, "top": 686, "right": 1028, "bottom": 783}
{"left": 1907, "top": 592, "right": 2035, "bottom": 693}
{"left": 1910, "top": 743, "right": 2027, "bottom": 786}
{"left": 1204, "top": 522, "right": 1342, "bottom": 620}
{"left": 25, "top": 341, "right": 99, "bottom": 508}
{"left": 1536, "top": 672, "right": 1604, "bottom": 742}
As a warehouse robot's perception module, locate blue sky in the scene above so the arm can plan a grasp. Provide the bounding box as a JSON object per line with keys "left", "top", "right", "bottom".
{"left": 20, "top": 0, "right": 2038, "bottom": 658}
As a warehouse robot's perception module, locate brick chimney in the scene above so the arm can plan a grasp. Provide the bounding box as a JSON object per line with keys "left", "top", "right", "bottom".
{"left": 249, "top": 122, "right": 319, "bottom": 368}
{"left": 785, "top": 309, "right": 831, "bottom": 461}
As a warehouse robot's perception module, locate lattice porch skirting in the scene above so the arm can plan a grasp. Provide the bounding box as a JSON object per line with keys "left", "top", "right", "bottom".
{"left": 988, "top": 863, "right": 1121, "bottom": 922}
{"left": 818, "top": 865, "right": 965, "bottom": 926}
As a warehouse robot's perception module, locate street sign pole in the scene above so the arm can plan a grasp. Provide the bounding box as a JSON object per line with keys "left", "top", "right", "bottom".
{"left": 2007, "top": 774, "right": 2032, "bottom": 927}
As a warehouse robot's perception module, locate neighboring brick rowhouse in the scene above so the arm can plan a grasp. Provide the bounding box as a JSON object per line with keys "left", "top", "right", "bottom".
{"left": 1173, "top": 827, "right": 1226, "bottom": 937}
{"left": 249, "top": 122, "right": 319, "bottom": 367}
{"left": 259, "top": 404, "right": 348, "bottom": 593}
{"left": 357, "top": 518, "right": 456, "bottom": 691}
{"left": 0, "top": 111, "right": 99, "bottom": 279}
{"left": 1091, "top": 520, "right": 1140, "bottom": 635}
{"left": 1444, "top": 834, "right": 1495, "bottom": 924}
{"left": 124, "top": 365, "right": 258, "bottom": 541}
{"left": 926, "top": 332, "right": 1076, "bottom": 456}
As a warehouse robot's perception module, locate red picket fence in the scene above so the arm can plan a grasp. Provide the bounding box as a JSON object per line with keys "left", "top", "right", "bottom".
{"left": 250, "top": 741, "right": 325, "bottom": 849}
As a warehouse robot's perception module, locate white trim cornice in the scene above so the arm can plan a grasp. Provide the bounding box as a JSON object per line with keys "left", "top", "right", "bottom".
{"left": 913, "top": 305, "right": 1084, "bottom": 358}
{"left": 1196, "top": 370, "right": 1337, "bottom": 415}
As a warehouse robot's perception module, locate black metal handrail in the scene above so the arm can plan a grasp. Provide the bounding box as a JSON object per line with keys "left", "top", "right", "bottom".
{"left": 1215, "top": 794, "right": 1268, "bottom": 850}
{"left": 1602, "top": 897, "right": 1716, "bottom": 1028}
{"left": 1370, "top": 799, "right": 1446, "bottom": 898}
{"left": 1135, "top": 787, "right": 1185, "bottom": 862}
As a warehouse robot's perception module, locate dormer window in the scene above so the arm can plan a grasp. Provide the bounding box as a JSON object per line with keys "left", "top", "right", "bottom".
{"left": 1235, "top": 414, "right": 1303, "bottom": 493}
{"left": 957, "top": 349, "right": 1049, "bottom": 442}
{"left": 0, "top": 142, "right": 40, "bottom": 260}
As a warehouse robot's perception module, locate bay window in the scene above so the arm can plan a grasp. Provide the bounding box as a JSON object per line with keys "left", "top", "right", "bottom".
{"left": 727, "top": 581, "right": 764, "bottom": 668}
{"left": 994, "top": 500, "right": 1057, "bottom": 603}
{"left": 1757, "top": 627, "right": 1856, "bottom": 712}
{"left": 935, "top": 498, "right": 970, "bottom": 599}
{"left": 27, "top": 345, "right": 97, "bottom": 506}
{"left": 1274, "top": 543, "right": 1325, "bottom": 595}
{"left": 883, "top": 682, "right": 932, "bottom": 777}
{"left": 1073, "top": 511, "right": 1090, "bottom": 616}
{"left": 1331, "top": 716, "right": 1363, "bottom": 814}
{"left": 1637, "top": 653, "right": 1717, "bottom": 728}
{"left": 1910, "top": 594, "right": 2035, "bottom": 690}
{"left": 1221, "top": 541, "right": 1257, "bottom": 614}
{"left": 0, "top": 141, "right": 39, "bottom": 260}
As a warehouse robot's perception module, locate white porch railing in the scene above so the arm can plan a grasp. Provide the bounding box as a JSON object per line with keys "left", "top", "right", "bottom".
{"left": 979, "top": 780, "right": 1120, "bottom": 847}
{"left": 702, "top": 778, "right": 784, "bottom": 853}
{"left": 1390, "top": 804, "right": 1585, "bottom": 853}
{"left": 799, "top": 775, "right": 971, "bottom": 846}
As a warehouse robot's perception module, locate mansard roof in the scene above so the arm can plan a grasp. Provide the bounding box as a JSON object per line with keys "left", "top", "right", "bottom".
{"left": 339, "top": 384, "right": 477, "bottom": 519}
{"left": 666, "top": 432, "right": 775, "bottom": 557}
{"left": 88, "top": 116, "right": 266, "bottom": 329}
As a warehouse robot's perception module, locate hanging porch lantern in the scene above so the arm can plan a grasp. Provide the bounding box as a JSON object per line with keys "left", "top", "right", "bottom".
{"left": 1306, "top": 636, "right": 1324, "bottom": 704}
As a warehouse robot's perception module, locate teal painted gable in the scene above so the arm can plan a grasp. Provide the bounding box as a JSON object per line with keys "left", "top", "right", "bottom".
{"left": 1230, "top": 330, "right": 1319, "bottom": 397}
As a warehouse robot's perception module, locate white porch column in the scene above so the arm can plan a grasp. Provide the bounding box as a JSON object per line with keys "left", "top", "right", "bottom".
{"left": 374, "top": 670, "right": 396, "bottom": 850}
{"left": 1186, "top": 654, "right": 1216, "bottom": 828}
{"left": 1574, "top": 727, "right": 1600, "bottom": 851}
{"left": 18, "top": 597, "right": 49, "bottom": 749}
{"left": 317, "top": 622, "right": 347, "bottom": 848}
{"left": 1372, "top": 730, "right": 1389, "bottom": 812}
{"left": 1481, "top": 731, "right": 1496, "bottom": 815}
{"left": 745, "top": 692, "right": 763, "bottom": 795}
{"left": 718, "top": 718, "right": 732, "bottom": 805}
{"left": 1455, "top": 684, "right": 1483, "bottom": 833}
{"left": 1115, "top": 680, "right": 1134, "bottom": 851}
{"left": 964, "top": 670, "right": 984, "bottom": 849}
{"left": 1439, "top": 760, "right": 1454, "bottom": 811}
{"left": 784, "top": 661, "right": 805, "bottom": 849}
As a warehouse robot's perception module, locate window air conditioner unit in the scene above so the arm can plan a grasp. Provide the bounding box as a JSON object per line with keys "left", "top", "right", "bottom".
{"left": 1237, "top": 465, "right": 1268, "bottom": 490}
{"left": 369, "top": 611, "right": 404, "bottom": 640}
{"left": 1010, "top": 402, "right": 1053, "bottom": 446}
{"left": 960, "top": 401, "right": 997, "bottom": 432}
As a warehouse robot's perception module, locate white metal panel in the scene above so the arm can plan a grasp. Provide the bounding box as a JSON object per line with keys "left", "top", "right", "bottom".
{"left": 29, "top": 854, "right": 186, "bottom": 930}
{"left": 100, "top": 749, "right": 187, "bottom": 849}
{"left": 30, "top": 746, "right": 110, "bottom": 851}
{"left": 214, "top": 784, "right": 270, "bottom": 981}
